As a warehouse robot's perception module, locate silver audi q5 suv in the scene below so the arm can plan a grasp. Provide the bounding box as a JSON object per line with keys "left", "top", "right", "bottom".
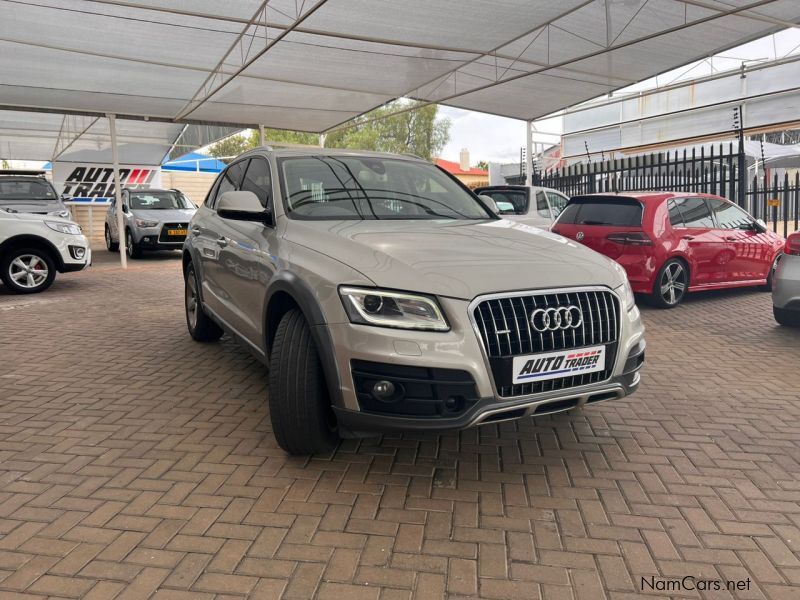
{"left": 183, "top": 148, "right": 646, "bottom": 454}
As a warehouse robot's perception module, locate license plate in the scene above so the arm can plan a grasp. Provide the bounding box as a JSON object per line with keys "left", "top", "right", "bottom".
{"left": 512, "top": 345, "right": 606, "bottom": 384}
{"left": 167, "top": 229, "right": 187, "bottom": 236}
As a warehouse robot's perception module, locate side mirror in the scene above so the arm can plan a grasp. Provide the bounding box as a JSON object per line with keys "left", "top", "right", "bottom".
{"left": 217, "top": 190, "right": 271, "bottom": 224}
{"left": 60, "top": 194, "right": 73, "bottom": 202}
{"left": 755, "top": 218, "right": 768, "bottom": 233}
{"left": 478, "top": 194, "right": 499, "bottom": 213}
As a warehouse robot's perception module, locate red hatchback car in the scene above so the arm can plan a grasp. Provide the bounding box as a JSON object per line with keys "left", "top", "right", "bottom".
{"left": 551, "top": 192, "right": 784, "bottom": 308}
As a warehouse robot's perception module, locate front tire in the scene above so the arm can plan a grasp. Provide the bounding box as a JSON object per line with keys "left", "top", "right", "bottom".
{"left": 762, "top": 254, "right": 781, "bottom": 291}
{"left": 650, "top": 258, "right": 688, "bottom": 308}
{"left": 774, "top": 306, "right": 800, "bottom": 327}
{"left": 105, "top": 225, "right": 119, "bottom": 252}
{"left": 126, "top": 230, "right": 142, "bottom": 259}
{"left": 1, "top": 247, "right": 57, "bottom": 294}
{"left": 184, "top": 262, "right": 223, "bottom": 342}
{"left": 269, "top": 309, "right": 340, "bottom": 455}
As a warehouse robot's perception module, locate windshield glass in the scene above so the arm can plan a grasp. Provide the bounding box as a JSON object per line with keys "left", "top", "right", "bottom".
{"left": 0, "top": 179, "right": 56, "bottom": 201}
{"left": 280, "top": 156, "right": 491, "bottom": 220}
{"left": 129, "top": 191, "right": 192, "bottom": 210}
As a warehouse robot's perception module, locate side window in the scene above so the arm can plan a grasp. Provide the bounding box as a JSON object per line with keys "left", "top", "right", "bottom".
{"left": 204, "top": 175, "right": 222, "bottom": 208}
{"left": 673, "top": 197, "right": 713, "bottom": 228}
{"left": 240, "top": 158, "right": 272, "bottom": 208}
{"left": 667, "top": 199, "right": 684, "bottom": 227}
{"left": 212, "top": 159, "right": 249, "bottom": 209}
{"left": 536, "top": 192, "right": 550, "bottom": 218}
{"left": 546, "top": 192, "right": 568, "bottom": 217}
{"left": 708, "top": 198, "right": 752, "bottom": 229}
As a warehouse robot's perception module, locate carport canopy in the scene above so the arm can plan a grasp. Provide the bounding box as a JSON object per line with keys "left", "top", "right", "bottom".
{"left": 1, "top": 0, "right": 799, "bottom": 159}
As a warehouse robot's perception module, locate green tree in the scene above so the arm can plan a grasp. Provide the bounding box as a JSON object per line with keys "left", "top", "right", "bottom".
{"left": 1, "top": 159, "right": 10, "bottom": 169}
{"left": 207, "top": 100, "right": 450, "bottom": 162}
{"left": 476, "top": 160, "right": 489, "bottom": 171}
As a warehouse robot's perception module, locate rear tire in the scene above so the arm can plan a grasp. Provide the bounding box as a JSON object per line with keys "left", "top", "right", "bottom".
{"left": 105, "top": 225, "right": 119, "bottom": 252}
{"left": 774, "top": 306, "right": 800, "bottom": 327}
{"left": 269, "top": 309, "right": 340, "bottom": 455}
{"left": 0, "top": 247, "right": 57, "bottom": 294}
{"left": 650, "top": 258, "right": 688, "bottom": 309}
{"left": 184, "top": 262, "right": 223, "bottom": 342}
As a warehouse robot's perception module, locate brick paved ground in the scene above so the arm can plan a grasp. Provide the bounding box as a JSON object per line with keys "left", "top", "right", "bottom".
{"left": 1, "top": 250, "right": 799, "bottom": 599}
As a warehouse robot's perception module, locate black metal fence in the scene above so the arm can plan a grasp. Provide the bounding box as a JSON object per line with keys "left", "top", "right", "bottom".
{"left": 506, "top": 142, "right": 798, "bottom": 235}
{"left": 748, "top": 173, "right": 800, "bottom": 237}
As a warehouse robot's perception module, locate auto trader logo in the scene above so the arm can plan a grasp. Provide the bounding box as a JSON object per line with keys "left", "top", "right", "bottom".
{"left": 62, "top": 166, "right": 156, "bottom": 198}
{"left": 517, "top": 348, "right": 603, "bottom": 380}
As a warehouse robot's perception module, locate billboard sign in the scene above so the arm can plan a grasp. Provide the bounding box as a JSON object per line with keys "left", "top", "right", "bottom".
{"left": 52, "top": 162, "right": 161, "bottom": 202}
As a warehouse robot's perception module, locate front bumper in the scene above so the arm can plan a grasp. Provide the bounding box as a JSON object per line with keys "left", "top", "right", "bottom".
{"left": 328, "top": 288, "right": 646, "bottom": 434}
{"left": 773, "top": 255, "right": 800, "bottom": 311}
{"left": 61, "top": 247, "right": 91, "bottom": 272}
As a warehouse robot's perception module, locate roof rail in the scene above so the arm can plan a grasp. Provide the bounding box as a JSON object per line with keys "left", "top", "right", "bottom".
{"left": 0, "top": 169, "right": 46, "bottom": 177}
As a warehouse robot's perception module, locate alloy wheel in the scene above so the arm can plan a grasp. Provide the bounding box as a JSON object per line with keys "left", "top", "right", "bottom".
{"left": 660, "top": 262, "right": 686, "bottom": 306}
{"left": 9, "top": 254, "right": 49, "bottom": 290}
{"left": 186, "top": 272, "right": 198, "bottom": 329}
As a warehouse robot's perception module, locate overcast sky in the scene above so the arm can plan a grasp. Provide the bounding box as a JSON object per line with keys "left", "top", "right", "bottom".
{"left": 438, "top": 29, "right": 800, "bottom": 165}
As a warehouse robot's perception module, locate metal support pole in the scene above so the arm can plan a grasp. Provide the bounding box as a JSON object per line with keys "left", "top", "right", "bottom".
{"left": 319, "top": 133, "right": 326, "bottom": 148}
{"left": 108, "top": 114, "right": 127, "bottom": 269}
{"left": 259, "top": 125, "right": 265, "bottom": 147}
{"left": 525, "top": 120, "right": 533, "bottom": 186}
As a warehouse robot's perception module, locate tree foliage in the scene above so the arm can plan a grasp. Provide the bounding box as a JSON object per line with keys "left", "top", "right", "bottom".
{"left": 207, "top": 101, "right": 450, "bottom": 162}
{"left": 476, "top": 160, "right": 489, "bottom": 171}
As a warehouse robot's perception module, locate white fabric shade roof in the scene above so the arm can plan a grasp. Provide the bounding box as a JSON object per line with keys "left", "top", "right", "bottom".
{"left": 1, "top": 0, "right": 799, "bottom": 161}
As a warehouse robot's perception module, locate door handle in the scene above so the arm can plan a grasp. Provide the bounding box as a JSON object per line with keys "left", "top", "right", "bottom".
{"left": 215, "top": 236, "right": 228, "bottom": 247}
{"left": 682, "top": 235, "right": 695, "bottom": 241}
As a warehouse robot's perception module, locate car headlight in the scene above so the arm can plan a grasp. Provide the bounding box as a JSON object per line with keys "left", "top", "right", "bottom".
{"left": 339, "top": 287, "right": 449, "bottom": 331}
{"left": 615, "top": 278, "right": 636, "bottom": 312}
{"left": 48, "top": 210, "right": 71, "bottom": 219}
{"left": 135, "top": 219, "right": 159, "bottom": 228}
{"left": 45, "top": 221, "right": 82, "bottom": 235}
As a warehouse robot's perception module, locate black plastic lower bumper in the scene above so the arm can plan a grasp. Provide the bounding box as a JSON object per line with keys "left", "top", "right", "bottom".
{"left": 335, "top": 370, "right": 641, "bottom": 436}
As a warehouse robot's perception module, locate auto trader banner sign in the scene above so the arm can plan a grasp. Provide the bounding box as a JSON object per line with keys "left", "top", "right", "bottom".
{"left": 52, "top": 162, "right": 162, "bottom": 201}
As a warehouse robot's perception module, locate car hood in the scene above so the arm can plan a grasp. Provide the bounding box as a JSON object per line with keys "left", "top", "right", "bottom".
{"left": 130, "top": 208, "right": 195, "bottom": 222}
{"left": 284, "top": 218, "right": 625, "bottom": 300}
{"left": 0, "top": 208, "right": 78, "bottom": 225}
{"left": 0, "top": 198, "right": 64, "bottom": 214}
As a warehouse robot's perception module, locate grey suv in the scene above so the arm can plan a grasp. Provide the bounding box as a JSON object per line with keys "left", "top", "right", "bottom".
{"left": 105, "top": 188, "right": 196, "bottom": 258}
{"left": 183, "top": 148, "right": 646, "bottom": 455}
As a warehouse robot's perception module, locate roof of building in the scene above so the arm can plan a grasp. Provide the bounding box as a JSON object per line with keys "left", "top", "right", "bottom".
{"left": 435, "top": 158, "right": 488, "bottom": 176}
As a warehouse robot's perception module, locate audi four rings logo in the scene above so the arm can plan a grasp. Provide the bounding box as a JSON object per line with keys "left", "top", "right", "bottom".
{"left": 530, "top": 306, "right": 583, "bottom": 332}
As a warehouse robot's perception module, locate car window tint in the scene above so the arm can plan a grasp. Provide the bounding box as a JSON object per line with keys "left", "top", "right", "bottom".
{"left": 556, "top": 196, "right": 643, "bottom": 226}
{"left": 214, "top": 160, "right": 249, "bottom": 208}
{"left": 480, "top": 190, "right": 527, "bottom": 215}
{"left": 241, "top": 158, "right": 272, "bottom": 208}
{"left": 708, "top": 198, "right": 752, "bottom": 229}
{"left": 536, "top": 192, "right": 550, "bottom": 218}
{"left": 674, "top": 197, "right": 713, "bottom": 228}
{"left": 667, "top": 199, "right": 684, "bottom": 227}
{"left": 546, "top": 192, "right": 568, "bottom": 217}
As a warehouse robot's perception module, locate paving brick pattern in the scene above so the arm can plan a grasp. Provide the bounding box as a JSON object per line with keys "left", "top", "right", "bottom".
{"left": 1, "top": 250, "right": 799, "bottom": 599}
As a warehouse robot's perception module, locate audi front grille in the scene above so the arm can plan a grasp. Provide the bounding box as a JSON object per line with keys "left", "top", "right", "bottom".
{"left": 472, "top": 289, "right": 620, "bottom": 398}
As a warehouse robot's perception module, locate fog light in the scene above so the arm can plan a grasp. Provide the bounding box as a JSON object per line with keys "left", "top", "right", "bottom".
{"left": 68, "top": 245, "right": 86, "bottom": 259}
{"left": 372, "top": 380, "right": 395, "bottom": 398}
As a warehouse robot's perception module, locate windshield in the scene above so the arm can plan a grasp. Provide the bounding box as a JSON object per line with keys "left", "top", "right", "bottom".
{"left": 129, "top": 191, "right": 192, "bottom": 210}
{"left": 280, "top": 156, "right": 492, "bottom": 220}
{"left": 0, "top": 179, "right": 57, "bottom": 201}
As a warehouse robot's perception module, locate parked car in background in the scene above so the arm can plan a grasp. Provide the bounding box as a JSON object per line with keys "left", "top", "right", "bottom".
{"left": 0, "top": 207, "right": 90, "bottom": 293}
{"left": 474, "top": 185, "right": 569, "bottom": 228}
{"left": 105, "top": 188, "right": 196, "bottom": 258}
{"left": 773, "top": 231, "right": 800, "bottom": 326}
{"left": 551, "top": 192, "right": 784, "bottom": 308}
{"left": 183, "top": 148, "right": 645, "bottom": 455}
{"left": 0, "top": 170, "right": 71, "bottom": 219}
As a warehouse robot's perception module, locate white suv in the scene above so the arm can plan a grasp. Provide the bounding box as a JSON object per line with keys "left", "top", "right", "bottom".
{"left": 0, "top": 209, "right": 90, "bottom": 293}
